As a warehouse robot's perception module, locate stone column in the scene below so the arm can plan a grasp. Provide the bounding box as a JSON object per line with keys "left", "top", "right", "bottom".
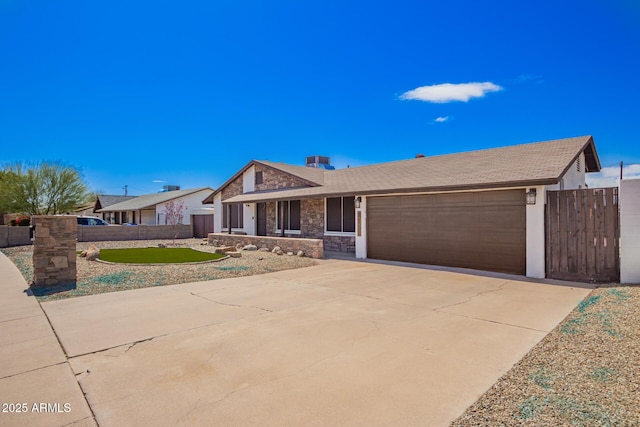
{"left": 31, "top": 216, "right": 77, "bottom": 289}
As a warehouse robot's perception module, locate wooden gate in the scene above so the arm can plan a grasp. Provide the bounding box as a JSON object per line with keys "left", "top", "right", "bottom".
{"left": 192, "top": 214, "right": 214, "bottom": 238}
{"left": 546, "top": 188, "right": 619, "bottom": 282}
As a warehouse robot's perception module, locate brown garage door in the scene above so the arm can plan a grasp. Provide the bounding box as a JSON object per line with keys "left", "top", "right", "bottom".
{"left": 367, "top": 190, "right": 526, "bottom": 275}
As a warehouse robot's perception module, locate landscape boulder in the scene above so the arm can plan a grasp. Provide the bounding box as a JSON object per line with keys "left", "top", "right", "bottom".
{"left": 227, "top": 251, "right": 242, "bottom": 258}
{"left": 272, "top": 246, "right": 281, "bottom": 253}
{"left": 242, "top": 244, "right": 258, "bottom": 251}
{"left": 85, "top": 245, "right": 100, "bottom": 261}
{"left": 297, "top": 250, "right": 305, "bottom": 257}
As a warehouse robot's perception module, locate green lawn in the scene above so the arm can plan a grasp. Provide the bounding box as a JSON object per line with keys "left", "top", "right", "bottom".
{"left": 99, "top": 247, "right": 226, "bottom": 264}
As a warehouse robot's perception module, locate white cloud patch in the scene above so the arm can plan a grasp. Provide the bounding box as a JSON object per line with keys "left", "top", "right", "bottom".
{"left": 434, "top": 116, "right": 449, "bottom": 123}
{"left": 400, "top": 82, "right": 503, "bottom": 103}
{"left": 585, "top": 164, "right": 640, "bottom": 188}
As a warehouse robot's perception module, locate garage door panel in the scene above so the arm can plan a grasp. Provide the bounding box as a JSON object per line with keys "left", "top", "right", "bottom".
{"left": 367, "top": 190, "right": 526, "bottom": 275}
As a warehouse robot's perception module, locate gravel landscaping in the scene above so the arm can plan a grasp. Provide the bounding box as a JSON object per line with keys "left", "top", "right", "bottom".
{"left": 1, "top": 239, "right": 317, "bottom": 302}
{"left": 452, "top": 284, "right": 640, "bottom": 426}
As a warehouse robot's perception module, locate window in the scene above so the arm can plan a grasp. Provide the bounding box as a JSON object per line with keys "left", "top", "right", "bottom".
{"left": 222, "top": 204, "right": 244, "bottom": 228}
{"left": 255, "top": 171, "right": 263, "bottom": 185}
{"left": 121, "top": 212, "right": 128, "bottom": 224}
{"left": 277, "top": 200, "right": 301, "bottom": 231}
{"left": 326, "top": 197, "right": 355, "bottom": 233}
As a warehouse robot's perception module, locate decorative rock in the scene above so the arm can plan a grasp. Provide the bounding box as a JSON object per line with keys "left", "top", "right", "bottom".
{"left": 242, "top": 244, "right": 258, "bottom": 251}
{"left": 297, "top": 250, "right": 305, "bottom": 257}
{"left": 227, "top": 251, "right": 242, "bottom": 258}
{"left": 276, "top": 250, "right": 284, "bottom": 255}
{"left": 272, "top": 246, "right": 281, "bottom": 253}
{"left": 79, "top": 250, "right": 88, "bottom": 257}
{"left": 210, "top": 239, "right": 220, "bottom": 247}
{"left": 258, "top": 257, "right": 264, "bottom": 260}
{"left": 85, "top": 245, "right": 100, "bottom": 261}
{"left": 158, "top": 243, "right": 167, "bottom": 248}
{"left": 217, "top": 246, "right": 236, "bottom": 253}
{"left": 235, "top": 243, "right": 244, "bottom": 250}
{"left": 258, "top": 247, "right": 270, "bottom": 252}
{"left": 286, "top": 252, "right": 294, "bottom": 256}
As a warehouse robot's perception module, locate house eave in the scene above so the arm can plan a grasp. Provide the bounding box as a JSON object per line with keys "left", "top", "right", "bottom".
{"left": 222, "top": 178, "right": 560, "bottom": 204}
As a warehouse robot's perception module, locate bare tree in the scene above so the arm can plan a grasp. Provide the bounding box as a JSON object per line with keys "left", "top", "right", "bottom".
{"left": 162, "top": 200, "right": 185, "bottom": 245}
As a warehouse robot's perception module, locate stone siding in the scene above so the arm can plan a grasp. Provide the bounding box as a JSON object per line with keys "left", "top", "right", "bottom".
{"left": 221, "top": 175, "right": 244, "bottom": 200}
{"left": 323, "top": 235, "right": 356, "bottom": 253}
{"left": 208, "top": 233, "right": 323, "bottom": 258}
{"left": 265, "top": 198, "right": 324, "bottom": 239}
{"left": 255, "top": 164, "right": 313, "bottom": 192}
{"left": 32, "top": 216, "right": 77, "bottom": 288}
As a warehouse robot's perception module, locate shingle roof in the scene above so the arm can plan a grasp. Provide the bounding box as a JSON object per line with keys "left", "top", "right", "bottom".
{"left": 223, "top": 136, "right": 600, "bottom": 203}
{"left": 95, "top": 195, "right": 137, "bottom": 211}
{"left": 97, "top": 188, "right": 213, "bottom": 212}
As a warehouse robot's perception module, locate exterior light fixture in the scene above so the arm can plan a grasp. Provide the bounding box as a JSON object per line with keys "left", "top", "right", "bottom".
{"left": 526, "top": 188, "right": 537, "bottom": 205}
{"left": 354, "top": 196, "right": 362, "bottom": 209}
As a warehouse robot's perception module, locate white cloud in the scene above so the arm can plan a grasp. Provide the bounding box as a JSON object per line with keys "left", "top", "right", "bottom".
{"left": 400, "top": 82, "right": 503, "bottom": 103}
{"left": 434, "top": 116, "right": 449, "bottom": 123}
{"left": 152, "top": 179, "right": 167, "bottom": 183}
{"left": 585, "top": 164, "right": 640, "bottom": 188}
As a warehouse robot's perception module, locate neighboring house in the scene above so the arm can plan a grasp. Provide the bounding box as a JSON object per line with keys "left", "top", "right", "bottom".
{"left": 72, "top": 202, "right": 99, "bottom": 217}
{"left": 93, "top": 195, "right": 137, "bottom": 222}
{"left": 204, "top": 136, "right": 601, "bottom": 278}
{"left": 98, "top": 188, "right": 214, "bottom": 231}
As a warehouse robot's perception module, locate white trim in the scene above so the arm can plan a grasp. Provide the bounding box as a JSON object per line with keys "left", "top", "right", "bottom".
{"left": 324, "top": 231, "right": 356, "bottom": 237}
{"left": 324, "top": 196, "right": 356, "bottom": 234}
{"left": 274, "top": 229, "right": 302, "bottom": 235}
{"left": 275, "top": 200, "right": 301, "bottom": 232}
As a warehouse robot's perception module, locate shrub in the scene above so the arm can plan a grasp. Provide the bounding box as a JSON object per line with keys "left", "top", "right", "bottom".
{"left": 16, "top": 216, "right": 30, "bottom": 226}
{"left": 9, "top": 219, "right": 16, "bottom": 226}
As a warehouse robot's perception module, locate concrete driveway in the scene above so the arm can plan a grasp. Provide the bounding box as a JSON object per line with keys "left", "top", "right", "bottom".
{"left": 41, "top": 259, "right": 592, "bottom": 426}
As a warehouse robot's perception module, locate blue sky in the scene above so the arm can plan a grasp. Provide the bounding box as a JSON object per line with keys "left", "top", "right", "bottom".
{"left": 1, "top": 0, "right": 639, "bottom": 195}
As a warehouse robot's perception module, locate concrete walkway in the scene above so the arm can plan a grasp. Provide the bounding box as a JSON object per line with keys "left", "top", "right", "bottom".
{"left": 1, "top": 252, "right": 594, "bottom": 426}
{"left": 0, "top": 252, "right": 95, "bottom": 427}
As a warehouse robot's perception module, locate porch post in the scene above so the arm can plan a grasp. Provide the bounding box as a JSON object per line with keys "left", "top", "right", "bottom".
{"left": 227, "top": 204, "right": 232, "bottom": 234}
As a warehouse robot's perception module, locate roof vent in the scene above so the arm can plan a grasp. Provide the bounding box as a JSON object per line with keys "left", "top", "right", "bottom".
{"left": 306, "top": 155, "right": 335, "bottom": 170}
{"left": 415, "top": 153, "right": 425, "bottom": 158}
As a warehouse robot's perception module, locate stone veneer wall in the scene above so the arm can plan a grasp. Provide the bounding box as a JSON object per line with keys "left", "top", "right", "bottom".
{"left": 208, "top": 233, "right": 323, "bottom": 258}
{"left": 323, "top": 235, "right": 356, "bottom": 252}
{"left": 221, "top": 176, "right": 244, "bottom": 199}
{"left": 264, "top": 198, "right": 354, "bottom": 253}
{"left": 31, "top": 216, "right": 77, "bottom": 288}
{"left": 254, "top": 164, "right": 313, "bottom": 192}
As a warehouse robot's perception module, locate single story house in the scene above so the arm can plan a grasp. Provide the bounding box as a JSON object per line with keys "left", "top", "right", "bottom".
{"left": 204, "top": 136, "right": 601, "bottom": 278}
{"left": 92, "top": 195, "right": 137, "bottom": 222}
{"left": 98, "top": 187, "right": 214, "bottom": 230}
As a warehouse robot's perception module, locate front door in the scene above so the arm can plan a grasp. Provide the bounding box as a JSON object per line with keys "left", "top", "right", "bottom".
{"left": 257, "top": 203, "right": 267, "bottom": 236}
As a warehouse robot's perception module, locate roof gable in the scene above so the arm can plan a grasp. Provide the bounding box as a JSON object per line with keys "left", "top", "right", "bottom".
{"left": 204, "top": 160, "right": 325, "bottom": 203}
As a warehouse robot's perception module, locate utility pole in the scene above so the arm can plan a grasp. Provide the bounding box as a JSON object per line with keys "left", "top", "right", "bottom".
{"left": 123, "top": 185, "right": 128, "bottom": 196}
{"left": 620, "top": 161, "right": 623, "bottom": 180}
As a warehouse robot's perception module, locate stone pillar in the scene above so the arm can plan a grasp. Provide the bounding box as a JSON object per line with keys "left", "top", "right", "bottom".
{"left": 31, "top": 216, "right": 77, "bottom": 289}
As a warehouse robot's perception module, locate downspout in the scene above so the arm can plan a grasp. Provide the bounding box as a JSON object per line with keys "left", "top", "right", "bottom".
{"left": 280, "top": 202, "right": 285, "bottom": 237}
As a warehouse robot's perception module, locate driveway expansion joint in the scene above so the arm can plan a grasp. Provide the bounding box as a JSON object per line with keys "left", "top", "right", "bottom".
{"left": 0, "top": 361, "right": 67, "bottom": 380}
{"left": 190, "top": 291, "right": 274, "bottom": 313}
